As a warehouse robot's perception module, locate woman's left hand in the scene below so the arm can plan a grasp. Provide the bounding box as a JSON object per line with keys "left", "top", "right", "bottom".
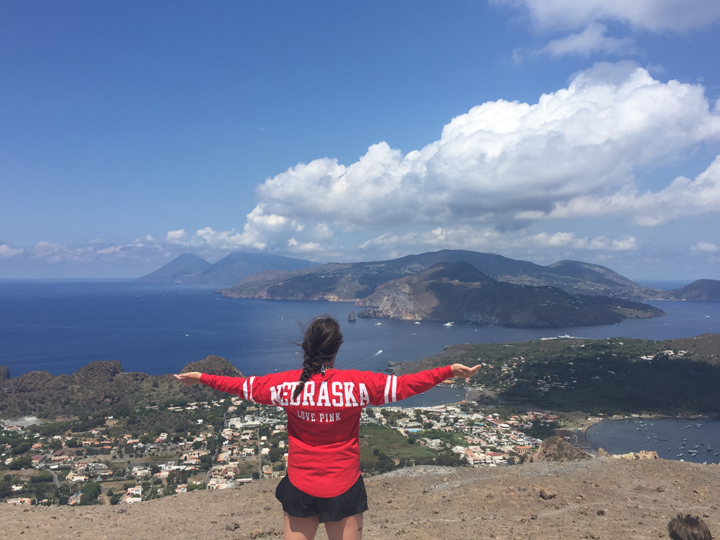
{"left": 450, "top": 364, "right": 482, "bottom": 380}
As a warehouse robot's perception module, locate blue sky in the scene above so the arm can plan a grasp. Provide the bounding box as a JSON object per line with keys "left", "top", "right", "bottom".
{"left": 2, "top": 0, "right": 720, "bottom": 280}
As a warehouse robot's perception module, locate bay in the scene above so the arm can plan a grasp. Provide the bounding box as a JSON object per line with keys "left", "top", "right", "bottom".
{"left": 586, "top": 418, "right": 720, "bottom": 463}
{"left": 1, "top": 280, "right": 719, "bottom": 387}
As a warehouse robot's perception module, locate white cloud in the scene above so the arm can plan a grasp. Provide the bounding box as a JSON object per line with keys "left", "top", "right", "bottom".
{"left": 691, "top": 241, "right": 719, "bottom": 252}
{"left": 165, "top": 229, "right": 187, "bottom": 243}
{"left": 538, "top": 23, "right": 638, "bottom": 58}
{"left": 494, "top": 0, "right": 720, "bottom": 32}
{"left": 520, "top": 154, "right": 720, "bottom": 225}
{"left": 0, "top": 244, "right": 23, "bottom": 257}
{"left": 234, "top": 63, "right": 720, "bottom": 251}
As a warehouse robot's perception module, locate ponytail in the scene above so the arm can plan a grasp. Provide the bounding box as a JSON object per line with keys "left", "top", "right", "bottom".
{"left": 292, "top": 317, "right": 343, "bottom": 400}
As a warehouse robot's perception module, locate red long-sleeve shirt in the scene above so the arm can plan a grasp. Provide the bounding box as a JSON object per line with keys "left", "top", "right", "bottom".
{"left": 200, "top": 365, "right": 454, "bottom": 497}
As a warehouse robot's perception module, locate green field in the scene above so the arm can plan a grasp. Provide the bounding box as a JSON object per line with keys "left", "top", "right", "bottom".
{"left": 359, "top": 424, "right": 435, "bottom": 461}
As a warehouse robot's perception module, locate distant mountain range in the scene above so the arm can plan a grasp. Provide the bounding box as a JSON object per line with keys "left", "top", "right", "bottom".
{"left": 137, "top": 252, "right": 320, "bottom": 286}
{"left": 353, "top": 262, "right": 663, "bottom": 327}
{"left": 220, "top": 249, "right": 662, "bottom": 301}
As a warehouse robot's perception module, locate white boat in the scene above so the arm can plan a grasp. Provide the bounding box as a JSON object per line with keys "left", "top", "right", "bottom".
{"left": 414, "top": 321, "right": 421, "bottom": 325}
{"left": 443, "top": 322, "right": 454, "bottom": 327}
{"left": 374, "top": 322, "right": 382, "bottom": 326}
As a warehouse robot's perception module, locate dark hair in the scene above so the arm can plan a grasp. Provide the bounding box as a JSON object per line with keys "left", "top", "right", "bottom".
{"left": 668, "top": 514, "right": 713, "bottom": 540}
{"left": 292, "top": 316, "right": 344, "bottom": 400}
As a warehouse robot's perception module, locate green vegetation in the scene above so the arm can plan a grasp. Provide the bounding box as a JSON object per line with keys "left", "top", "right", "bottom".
{"left": 406, "top": 335, "right": 720, "bottom": 415}
{"left": 79, "top": 482, "right": 102, "bottom": 505}
{"left": 360, "top": 424, "right": 435, "bottom": 462}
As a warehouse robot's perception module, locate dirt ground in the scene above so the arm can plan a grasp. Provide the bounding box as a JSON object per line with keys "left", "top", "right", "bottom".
{"left": 3, "top": 458, "right": 719, "bottom": 539}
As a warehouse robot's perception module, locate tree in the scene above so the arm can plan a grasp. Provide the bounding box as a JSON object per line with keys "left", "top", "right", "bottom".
{"left": 9, "top": 456, "right": 32, "bottom": 470}
{"left": 48, "top": 439, "right": 63, "bottom": 451}
{"left": 79, "top": 482, "right": 102, "bottom": 505}
{"left": 269, "top": 448, "right": 284, "bottom": 463}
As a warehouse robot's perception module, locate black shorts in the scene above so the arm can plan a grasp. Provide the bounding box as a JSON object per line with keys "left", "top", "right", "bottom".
{"left": 275, "top": 474, "right": 368, "bottom": 523}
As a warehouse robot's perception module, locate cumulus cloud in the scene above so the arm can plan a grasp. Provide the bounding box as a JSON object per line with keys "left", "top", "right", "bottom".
{"left": 165, "top": 229, "right": 187, "bottom": 243}
{"left": 494, "top": 0, "right": 720, "bottom": 32}
{"left": 538, "top": 23, "right": 639, "bottom": 58}
{"left": 519, "top": 154, "right": 720, "bottom": 225}
{"left": 233, "top": 63, "right": 720, "bottom": 251}
{"left": 0, "top": 244, "right": 23, "bottom": 257}
{"left": 691, "top": 241, "right": 719, "bottom": 252}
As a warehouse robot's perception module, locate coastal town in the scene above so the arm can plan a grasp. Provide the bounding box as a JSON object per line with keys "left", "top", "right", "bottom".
{"left": 1, "top": 392, "right": 551, "bottom": 506}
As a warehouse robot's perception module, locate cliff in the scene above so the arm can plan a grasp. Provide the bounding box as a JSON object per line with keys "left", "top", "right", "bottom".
{"left": 355, "top": 262, "right": 663, "bottom": 327}
{"left": 1, "top": 458, "right": 717, "bottom": 539}
{"left": 0, "top": 356, "right": 243, "bottom": 419}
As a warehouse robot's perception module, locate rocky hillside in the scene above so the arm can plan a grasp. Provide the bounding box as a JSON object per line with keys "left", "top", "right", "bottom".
{"left": 354, "top": 262, "right": 663, "bottom": 327}
{"left": 1, "top": 458, "right": 718, "bottom": 539}
{"left": 667, "top": 279, "right": 720, "bottom": 302}
{"left": 529, "top": 436, "right": 590, "bottom": 462}
{"left": 0, "top": 356, "right": 243, "bottom": 419}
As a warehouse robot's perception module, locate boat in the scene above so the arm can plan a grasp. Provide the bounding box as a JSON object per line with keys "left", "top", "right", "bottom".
{"left": 374, "top": 322, "right": 382, "bottom": 326}
{"left": 414, "top": 321, "right": 421, "bottom": 325}
{"left": 443, "top": 322, "right": 454, "bottom": 327}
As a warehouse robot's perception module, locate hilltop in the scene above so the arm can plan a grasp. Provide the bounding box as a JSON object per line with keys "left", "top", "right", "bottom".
{"left": 1, "top": 458, "right": 718, "bottom": 539}
{"left": 0, "top": 356, "right": 242, "bottom": 419}
{"left": 354, "top": 262, "right": 662, "bottom": 327}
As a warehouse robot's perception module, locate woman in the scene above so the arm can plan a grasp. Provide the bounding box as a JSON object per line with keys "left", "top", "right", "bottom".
{"left": 175, "top": 316, "right": 480, "bottom": 540}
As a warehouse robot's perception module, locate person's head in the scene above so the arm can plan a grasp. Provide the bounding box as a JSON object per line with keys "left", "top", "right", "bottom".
{"left": 293, "top": 316, "right": 344, "bottom": 399}
{"left": 668, "top": 514, "right": 713, "bottom": 540}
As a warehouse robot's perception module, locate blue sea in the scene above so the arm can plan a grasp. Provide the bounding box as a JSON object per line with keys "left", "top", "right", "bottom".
{"left": 587, "top": 418, "right": 720, "bottom": 464}
{"left": 0, "top": 280, "right": 719, "bottom": 407}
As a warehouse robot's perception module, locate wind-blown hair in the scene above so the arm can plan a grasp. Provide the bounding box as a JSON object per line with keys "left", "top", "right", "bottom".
{"left": 668, "top": 514, "right": 713, "bottom": 540}
{"left": 292, "top": 316, "right": 344, "bottom": 400}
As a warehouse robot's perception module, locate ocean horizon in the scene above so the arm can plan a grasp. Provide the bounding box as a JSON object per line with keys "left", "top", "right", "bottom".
{"left": 1, "top": 280, "right": 718, "bottom": 382}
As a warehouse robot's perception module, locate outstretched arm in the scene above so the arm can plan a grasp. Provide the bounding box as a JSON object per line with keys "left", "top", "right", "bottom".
{"left": 365, "top": 363, "right": 482, "bottom": 406}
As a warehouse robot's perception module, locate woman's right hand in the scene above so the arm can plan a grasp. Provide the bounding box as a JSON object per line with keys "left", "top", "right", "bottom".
{"left": 450, "top": 364, "right": 482, "bottom": 381}
{"left": 174, "top": 372, "right": 203, "bottom": 386}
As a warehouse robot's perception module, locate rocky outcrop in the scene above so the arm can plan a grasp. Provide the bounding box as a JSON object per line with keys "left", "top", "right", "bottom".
{"left": 611, "top": 450, "right": 659, "bottom": 460}
{"left": 73, "top": 360, "right": 124, "bottom": 383}
{"left": 0, "top": 366, "right": 9, "bottom": 383}
{"left": 348, "top": 311, "right": 356, "bottom": 322}
{"left": 0, "top": 356, "right": 243, "bottom": 419}
{"left": 181, "top": 355, "right": 243, "bottom": 377}
{"left": 11, "top": 371, "right": 55, "bottom": 393}
{"left": 529, "top": 436, "right": 589, "bottom": 462}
